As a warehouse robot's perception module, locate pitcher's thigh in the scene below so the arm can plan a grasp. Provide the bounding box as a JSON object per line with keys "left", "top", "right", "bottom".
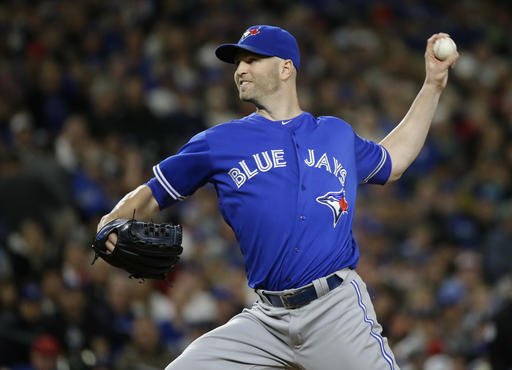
{"left": 166, "top": 310, "right": 295, "bottom": 370}
{"left": 299, "top": 277, "right": 400, "bottom": 370}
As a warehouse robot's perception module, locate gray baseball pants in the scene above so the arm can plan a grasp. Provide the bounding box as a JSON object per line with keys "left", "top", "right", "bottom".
{"left": 166, "top": 269, "right": 400, "bottom": 370}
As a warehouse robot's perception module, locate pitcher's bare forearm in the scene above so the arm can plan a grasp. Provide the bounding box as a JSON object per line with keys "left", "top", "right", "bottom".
{"left": 380, "top": 33, "right": 458, "bottom": 182}
{"left": 380, "top": 83, "right": 442, "bottom": 182}
{"left": 97, "top": 185, "right": 160, "bottom": 231}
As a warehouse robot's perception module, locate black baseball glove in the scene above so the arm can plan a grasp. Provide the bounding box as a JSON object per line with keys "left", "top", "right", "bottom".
{"left": 92, "top": 219, "right": 183, "bottom": 279}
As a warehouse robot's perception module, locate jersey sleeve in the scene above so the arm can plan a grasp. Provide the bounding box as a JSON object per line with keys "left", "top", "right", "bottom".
{"left": 146, "top": 131, "right": 214, "bottom": 208}
{"left": 354, "top": 134, "right": 391, "bottom": 185}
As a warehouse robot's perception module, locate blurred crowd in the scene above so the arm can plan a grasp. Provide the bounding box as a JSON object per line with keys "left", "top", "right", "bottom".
{"left": 0, "top": 1, "right": 511, "bottom": 369}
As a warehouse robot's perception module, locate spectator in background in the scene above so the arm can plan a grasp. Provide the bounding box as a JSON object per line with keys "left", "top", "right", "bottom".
{"left": 5, "top": 220, "right": 58, "bottom": 282}
{"left": 483, "top": 208, "right": 512, "bottom": 283}
{"left": 0, "top": 279, "right": 20, "bottom": 364}
{"left": 39, "top": 268, "right": 62, "bottom": 317}
{"left": 0, "top": 283, "right": 55, "bottom": 366}
{"left": 0, "top": 154, "right": 62, "bottom": 234}
{"left": 70, "top": 143, "right": 114, "bottom": 219}
{"left": 9, "top": 334, "right": 62, "bottom": 370}
{"left": 489, "top": 286, "right": 512, "bottom": 370}
{"left": 9, "top": 112, "right": 71, "bottom": 206}
{"left": 54, "top": 114, "right": 91, "bottom": 173}
{"left": 51, "top": 283, "right": 109, "bottom": 370}
{"left": 28, "top": 58, "right": 69, "bottom": 134}
{"left": 87, "top": 75, "right": 122, "bottom": 139}
{"left": 61, "top": 239, "right": 91, "bottom": 289}
{"left": 114, "top": 316, "right": 178, "bottom": 370}
{"left": 102, "top": 274, "right": 136, "bottom": 352}
{"left": 117, "top": 75, "right": 160, "bottom": 145}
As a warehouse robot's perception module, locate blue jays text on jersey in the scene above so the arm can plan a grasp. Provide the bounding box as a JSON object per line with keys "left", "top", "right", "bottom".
{"left": 147, "top": 112, "right": 391, "bottom": 291}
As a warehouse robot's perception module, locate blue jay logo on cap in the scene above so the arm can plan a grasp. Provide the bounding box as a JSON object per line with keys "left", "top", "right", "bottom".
{"left": 240, "top": 27, "right": 261, "bottom": 41}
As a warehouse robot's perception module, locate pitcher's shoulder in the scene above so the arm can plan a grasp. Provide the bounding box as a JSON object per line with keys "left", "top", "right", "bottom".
{"left": 316, "top": 115, "right": 354, "bottom": 131}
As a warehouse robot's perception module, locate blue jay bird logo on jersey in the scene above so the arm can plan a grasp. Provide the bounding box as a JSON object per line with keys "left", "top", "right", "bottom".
{"left": 316, "top": 189, "right": 349, "bottom": 227}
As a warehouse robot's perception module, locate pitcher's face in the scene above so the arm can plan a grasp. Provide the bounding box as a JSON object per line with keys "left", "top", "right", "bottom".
{"left": 234, "top": 51, "right": 281, "bottom": 104}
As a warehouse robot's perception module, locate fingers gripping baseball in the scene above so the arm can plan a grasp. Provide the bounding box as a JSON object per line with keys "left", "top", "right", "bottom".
{"left": 424, "top": 33, "right": 459, "bottom": 90}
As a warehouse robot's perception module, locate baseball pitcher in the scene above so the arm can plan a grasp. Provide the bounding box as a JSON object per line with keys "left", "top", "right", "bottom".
{"left": 94, "top": 25, "right": 458, "bottom": 369}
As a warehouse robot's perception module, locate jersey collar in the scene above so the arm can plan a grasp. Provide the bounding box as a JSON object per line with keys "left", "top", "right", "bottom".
{"left": 247, "top": 111, "right": 313, "bottom": 128}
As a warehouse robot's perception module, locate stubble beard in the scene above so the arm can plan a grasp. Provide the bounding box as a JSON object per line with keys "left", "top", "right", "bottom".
{"left": 238, "top": 72, "right": 280, "bottom": 107}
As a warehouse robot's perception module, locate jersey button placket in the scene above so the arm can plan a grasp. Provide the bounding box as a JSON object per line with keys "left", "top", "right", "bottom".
{"left": 292, "top": 131, "right": 307, "bottom": 221}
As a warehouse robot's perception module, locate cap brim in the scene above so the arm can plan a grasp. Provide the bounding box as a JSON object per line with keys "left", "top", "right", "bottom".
{"left": 215, "top": 43, "right": 273, "bottom": 64}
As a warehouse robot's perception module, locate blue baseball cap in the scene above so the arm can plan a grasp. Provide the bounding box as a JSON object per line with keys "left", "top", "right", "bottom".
{"left": 215, "top": 25, "right": 300, "bottom": 70}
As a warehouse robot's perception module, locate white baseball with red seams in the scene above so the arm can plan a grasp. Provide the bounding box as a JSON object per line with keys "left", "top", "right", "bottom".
{"left": 433, "top": 37, "right": 457, "bottom": 60}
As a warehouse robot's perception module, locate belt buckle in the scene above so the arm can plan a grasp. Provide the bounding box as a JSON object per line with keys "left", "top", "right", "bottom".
{"left": 280, "top": 291, "right": 298, "bottom": 309}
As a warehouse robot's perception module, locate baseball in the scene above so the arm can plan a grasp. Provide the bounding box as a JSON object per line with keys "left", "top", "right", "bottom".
{"left": 433, "top": 37, "right": 457, "bottom": 61}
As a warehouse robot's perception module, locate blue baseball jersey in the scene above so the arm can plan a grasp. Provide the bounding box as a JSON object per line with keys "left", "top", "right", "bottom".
{"left": 147, "top": 112, "right": 391, "bottom": 291}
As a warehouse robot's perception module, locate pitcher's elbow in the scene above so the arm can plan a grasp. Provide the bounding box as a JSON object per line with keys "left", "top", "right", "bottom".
{"left": 387, "top": 169, "right": 404, "bottom": 183}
